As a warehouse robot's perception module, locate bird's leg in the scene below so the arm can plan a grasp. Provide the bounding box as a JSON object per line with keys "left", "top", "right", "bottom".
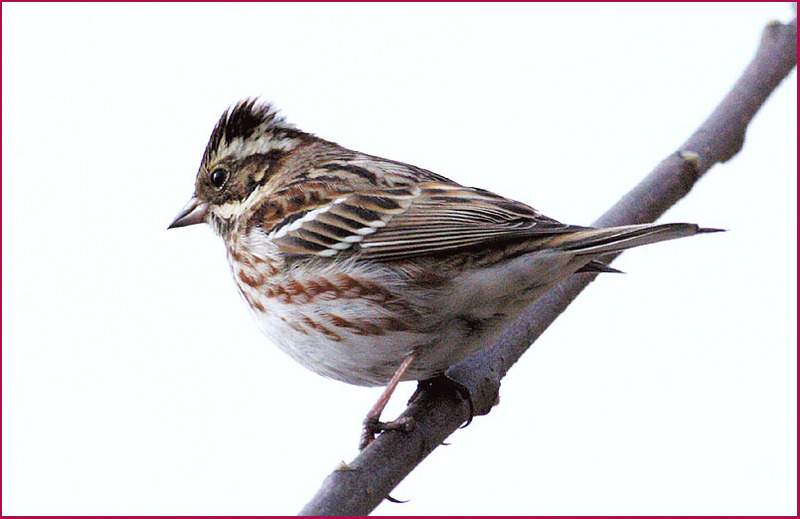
{"left": 359, "top": 353, "right": 417, "bottom": 450}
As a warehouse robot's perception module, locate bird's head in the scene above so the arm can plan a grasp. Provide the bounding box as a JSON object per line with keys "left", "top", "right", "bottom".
{"left": 168, "top": 99, "right": 309, "bottom": 235}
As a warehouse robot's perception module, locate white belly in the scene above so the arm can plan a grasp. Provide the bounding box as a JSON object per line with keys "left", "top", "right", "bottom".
{"left": 228, "top": 243, "right": 580, "bottom": 386}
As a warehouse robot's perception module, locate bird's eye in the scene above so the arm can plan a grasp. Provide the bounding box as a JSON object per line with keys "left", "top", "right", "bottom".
{"left": 209, "top": 168, "right": 229, "bottom": 190}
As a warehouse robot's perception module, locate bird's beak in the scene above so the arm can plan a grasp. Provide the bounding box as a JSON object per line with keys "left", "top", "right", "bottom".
{"left": 168, "top": 197, "right": 209, "bottom": 229}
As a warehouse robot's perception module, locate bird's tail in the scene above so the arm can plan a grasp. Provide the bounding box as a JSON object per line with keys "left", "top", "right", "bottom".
{"left": 549, "top": 223, "right": 723, "bottom": 256}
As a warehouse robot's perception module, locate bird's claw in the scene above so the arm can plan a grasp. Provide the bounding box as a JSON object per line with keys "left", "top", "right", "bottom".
{"left": 359, "top": 416, "right": 415, "bottom": 450}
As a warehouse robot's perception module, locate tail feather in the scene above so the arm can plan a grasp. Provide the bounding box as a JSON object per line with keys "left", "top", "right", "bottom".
{"left": 576, "top": 259, "right": 625, "bottom": 274}
{"left": 552, "top": 223, "right": 723, "bottom": 256}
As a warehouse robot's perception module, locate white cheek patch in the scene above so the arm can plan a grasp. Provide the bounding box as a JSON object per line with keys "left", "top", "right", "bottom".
{"left": 210, "top": 179, "right": 275, "bottom": 220}
{"left": 212, "top": 201, "right": 245, "bottom": 220}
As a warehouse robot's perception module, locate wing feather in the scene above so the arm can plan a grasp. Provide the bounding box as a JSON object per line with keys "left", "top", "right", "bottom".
{"left": 269, "top": 182, "right": 581, "bottom": 260}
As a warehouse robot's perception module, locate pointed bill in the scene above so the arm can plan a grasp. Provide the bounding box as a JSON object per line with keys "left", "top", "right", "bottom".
{"left": 168, "top": 197, "right": 209, "bottom": 229}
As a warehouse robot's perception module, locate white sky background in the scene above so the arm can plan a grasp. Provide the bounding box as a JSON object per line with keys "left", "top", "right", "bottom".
{"left": 2, "top": 2, "right": 796, "bottom": 515}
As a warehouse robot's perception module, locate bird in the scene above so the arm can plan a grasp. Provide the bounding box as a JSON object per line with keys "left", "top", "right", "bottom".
{"left": 169, "top": 99, "right": 719, "bottom": 449}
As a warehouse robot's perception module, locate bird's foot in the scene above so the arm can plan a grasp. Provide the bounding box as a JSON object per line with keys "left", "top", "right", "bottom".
{"left": 359, "top": 415, "right": 415, "bottom": 450}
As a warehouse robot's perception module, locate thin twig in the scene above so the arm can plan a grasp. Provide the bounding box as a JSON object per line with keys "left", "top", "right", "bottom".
{"left": 299, "top": 17, "right": 797, "bottom": 516}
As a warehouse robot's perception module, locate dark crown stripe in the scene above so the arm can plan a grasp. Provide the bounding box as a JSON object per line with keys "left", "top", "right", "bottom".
{"left": 203, "top": 99, "right": 290, "bottom": 163}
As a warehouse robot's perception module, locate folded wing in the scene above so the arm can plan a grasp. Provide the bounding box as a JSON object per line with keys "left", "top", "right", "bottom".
{"left": 269, "top": 182, "right": 585, "bottom": 260}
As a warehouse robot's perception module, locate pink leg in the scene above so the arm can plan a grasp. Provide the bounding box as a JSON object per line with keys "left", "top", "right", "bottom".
{"left": 359, "top": 353, "right": 417, "bottom": 450}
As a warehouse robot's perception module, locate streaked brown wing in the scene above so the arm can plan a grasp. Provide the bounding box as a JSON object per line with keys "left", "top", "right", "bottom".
{"left": 270, "top": 182, "right": 582, "bottom": 260}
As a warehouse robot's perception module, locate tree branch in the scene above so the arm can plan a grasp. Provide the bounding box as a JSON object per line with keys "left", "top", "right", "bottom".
{"left": 299, "top": 16, "right": 797, "bottom": 516}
